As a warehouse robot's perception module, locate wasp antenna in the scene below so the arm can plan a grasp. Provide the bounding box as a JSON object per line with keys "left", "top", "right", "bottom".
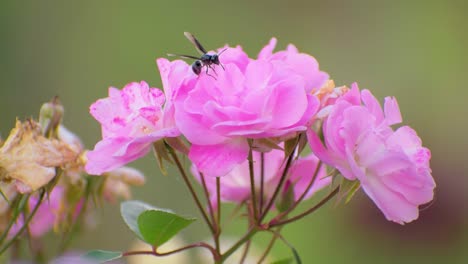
{"left": 218, "top": 48, "right": 228, "bottom": 56}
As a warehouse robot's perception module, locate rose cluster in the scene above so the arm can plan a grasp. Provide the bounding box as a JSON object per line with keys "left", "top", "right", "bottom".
{"left": 86, "top": 37, "right": 435, "bottom": 224}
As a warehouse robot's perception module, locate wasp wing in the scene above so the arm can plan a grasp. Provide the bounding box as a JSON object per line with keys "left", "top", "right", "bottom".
{"left": 184, "top": 32, "right": 207, "bottom": 55}
{"left": 167, "top": 53, "right": 200, "bottom": 60}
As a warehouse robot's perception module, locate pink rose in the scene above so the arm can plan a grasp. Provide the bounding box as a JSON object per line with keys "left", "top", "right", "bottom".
{"left": 192, "top": 148, "right": 330, "bottom": 209}
{"left": 86, "top": 81, "right": 180, "bottom": 175}
{"left": 258, "top": 38, "right": 329, "bottom": 93}
{"left": 164, "top": 40, "right": 327, "bottom": 177}
{"left": 308, "top": 83, "right": 435, "bottom": 224}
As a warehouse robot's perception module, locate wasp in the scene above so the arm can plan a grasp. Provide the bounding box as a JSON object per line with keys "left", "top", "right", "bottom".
{"left": 168, "top": 32, "right": 227, "bottom": 77}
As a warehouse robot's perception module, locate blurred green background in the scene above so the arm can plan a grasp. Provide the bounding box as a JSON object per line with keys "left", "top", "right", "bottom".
{"left": 1, "top": 0, "right": 467, "bottom": 263}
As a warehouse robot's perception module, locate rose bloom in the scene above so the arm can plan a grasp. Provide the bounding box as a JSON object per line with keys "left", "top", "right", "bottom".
{"left": 160, "top": 38, "right": 328, "bottom": 177}
{"left": 308, "top": 83, "right": 435, "bottom": 224}
{"left": 192, "top": 148, "right": 331, "bottom": 209}
{"left": 86, "top": 81, "right": 180, "bottom": 175}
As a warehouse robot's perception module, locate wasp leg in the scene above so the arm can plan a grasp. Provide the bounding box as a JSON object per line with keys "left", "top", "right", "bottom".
{"left": 206, "top": 72, "right": 217, "bottom": 80}
{"left": 207, "top": 65, "right": 218, "bottom": 76}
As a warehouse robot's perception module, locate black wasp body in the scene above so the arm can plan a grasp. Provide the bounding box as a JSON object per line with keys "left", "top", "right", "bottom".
{"left": 168, "top": 32, "right": 226, "bottom": 77}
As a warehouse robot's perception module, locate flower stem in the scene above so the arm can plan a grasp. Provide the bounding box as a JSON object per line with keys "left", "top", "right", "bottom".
{"left": 216, "top": 177, "right": 221, "bottom": 223}
{"left": 257, "top": 226, "right": 283, "bottom": 263}
{"left": 0, "top": 189, "right": 46, "bottom": 254}
{"left": 199, "top": 172, "right": 217, "bottom": 228}
{"left": 248, "top": 146, "right": 258, "bottom": 222}
{"left": 168, "top": 147, "right": 215, "bottom": 235}
{"left": 269, "top": 186, "right": 339, "bottom": 227}
{"left": 0, "top": 194, "right": 29, "bottom": 245}
{"left": 221, "top": 227, "right": 259, "bottom": 262}
{"left": 259, "top": 143, "right": 296, "bottom": 222}
{"left": 259, "top": 152, "right": 265, "bottom": 214}
{"left": 214, "top": 177, "right": 222, "bottom": 256}
{"left": 123, "top": 242, "right": 218, "bottom": 260}
{"left": 239, "top": 239, "right": 251, "bottom": 264}
{"left": 276, "top": 161, "right": 323, "bottom": 220}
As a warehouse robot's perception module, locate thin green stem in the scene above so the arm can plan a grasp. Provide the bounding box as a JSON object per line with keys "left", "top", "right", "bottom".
{"left": 221, "top": 227, "right": 259, "bottom": 262}
{"left": 259, "top": 147, "right": 296, "bottom": 222}
{"left": 239, "top": 239, "right": 251, "bottom": 264}
{"left": 259, "top": 152, "right": 265, "bottom": 215}
{"left": 248, "top": 146, "right": 258, "bottom": 222}
{"left": 199, "top": 171, "right": 217, "bottom": 228}
{"left": 58, "top": 183, "right": 91, "bottom": 253}
{"left": 269, "top": 186, "right": 339, "bottom": 227}
{"left": 216, "top": 177, "right": 221, "bottom": 223}
{"left": 257, "top": 226, "right": 283, "bottom": 263}
{"left": 0, "top": 194, "right": 29, "bottom": 245}
{"left": 224, "top": 201, "right": 244, "bottom": 227}
{"left": 123, "top": 242, "right": 219, "bottom": 261}
{"left": 214, "top": 177, "right": 221, "bottom": 259}
{"left": 0, "top": 189, "right": 45, "bottom": 254}
{"left": 168, "top": 148, "right": 215, "bottom": 235}
{"left": 276, "top": 161, "right": 323, "bottom": 220}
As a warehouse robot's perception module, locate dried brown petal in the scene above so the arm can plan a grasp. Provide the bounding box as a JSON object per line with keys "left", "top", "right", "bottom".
{"left": 0, "top": 120, "right": 78, "bottom": 193}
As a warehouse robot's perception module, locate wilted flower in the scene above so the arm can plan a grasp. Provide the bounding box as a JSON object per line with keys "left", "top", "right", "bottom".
{"left": 308, "top": 83, "right": 435, "bottom": 224}
{"left": 0, "top": 120, "right": 78, "bottom": 193}
{"left": 85, "top": 81, "right": 180, "bottom": 175}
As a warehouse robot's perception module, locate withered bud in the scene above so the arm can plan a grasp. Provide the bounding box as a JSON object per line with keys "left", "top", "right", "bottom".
{"left": 39, "top": 97, "right": 64, "bottom": 138}
{"left": 0, "top": 120, "right": 78, "bottom": 193}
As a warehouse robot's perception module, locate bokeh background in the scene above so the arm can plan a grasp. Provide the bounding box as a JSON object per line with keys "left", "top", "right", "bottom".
{"left": 1, "top": 0, "right": 467, "bottom": 263}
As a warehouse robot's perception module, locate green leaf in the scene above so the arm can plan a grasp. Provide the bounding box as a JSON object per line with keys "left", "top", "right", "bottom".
{"left": 335, "top": 176, "right": 360, "bottom": 205}
{"left": 275, "top": 181, "right": 295, "bottom": 212}
{"left": 284, "top": 137, "right": 298, "bottom": 158}
{"left": 271, "top": 258, "right": 293, "bottom": 264}
{"left": 345, "top": 181, "right": 361, "bottom": 204}
{"left": 296, "top": 132, "right": 308, "bottom": 155}
{"left": 0, "top": 187, "right": 9, "bottom": 204}
{"left": 82, "top": 250, "right": 122, "bottom": 263}
{"left": 46, "top": 167, "right": 63, "bottom": 196}
{"left": 137, "top": 209, "right": 196, "bottom": 247}
{"left": 120, "top": 200, "right": 157, "bottom": 240}
{"left": 252, "top": 138, "right": 283, "bottom": 151}
{"left": 13, "top": 194, "right": 29, "bottom": 216}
